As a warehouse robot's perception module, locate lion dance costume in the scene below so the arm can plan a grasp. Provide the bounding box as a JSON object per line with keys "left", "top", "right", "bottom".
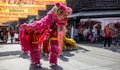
{"left": 49, "top": 23, "right": 59, "bottom": 65}
{"left": 19, "top": 2, "right": 72, "bottom": 67}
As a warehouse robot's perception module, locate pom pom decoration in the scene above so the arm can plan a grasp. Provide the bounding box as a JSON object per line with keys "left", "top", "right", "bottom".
{"left": 55, "top": 2, "right": 61, "bottom": 7}
{"left": 66, "top": 7, "right": 72, "bottom": 15}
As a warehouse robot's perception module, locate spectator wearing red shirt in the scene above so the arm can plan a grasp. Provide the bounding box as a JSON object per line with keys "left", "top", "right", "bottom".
{"left": 103, "top": 24, "right": 113, "bottom": 48}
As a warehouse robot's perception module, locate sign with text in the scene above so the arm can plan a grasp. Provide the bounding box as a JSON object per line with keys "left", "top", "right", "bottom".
{"left": 0, "top": 0, "right": 66, "bottom": 22}
{"left": 0, "top": 3, "right": 46, "bottom": 18}
{"left": 0, "top": 7, "right": 38, "bottom": 14}
{"left": 0, "top": 12, "right": 29, "bottom": 18}
{"left": 0, "top": 17, "right": 18, "bottom": 21}
{"left": 0, "top": 3, "right": 46, "bottom": 10}
{"left": 0, "top": 0, "right": 66, "bottom": 5}
{"left": 35, "top": 0, "right": 66, "bottom": 5}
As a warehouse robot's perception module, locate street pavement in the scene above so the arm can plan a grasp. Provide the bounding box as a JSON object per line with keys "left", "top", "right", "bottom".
{"left": 0, "top": 43, "right": 120, "bottom": 70}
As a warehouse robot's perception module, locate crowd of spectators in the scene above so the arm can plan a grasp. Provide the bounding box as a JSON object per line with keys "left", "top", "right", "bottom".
{"left": 66, "top": 20, "right": 120, "bottom": 46}
{"left": 0, "top": 26, "right": 15, "bottom": 43}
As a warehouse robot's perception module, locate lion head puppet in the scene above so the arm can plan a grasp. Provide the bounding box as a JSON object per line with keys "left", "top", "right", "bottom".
{"left": 51, "top": 2, "right": 72, "bottom": 26}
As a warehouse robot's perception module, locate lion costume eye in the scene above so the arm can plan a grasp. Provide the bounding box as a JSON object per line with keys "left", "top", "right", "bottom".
{"left": 57, "top": 9, "right": 64, "bottom": 16}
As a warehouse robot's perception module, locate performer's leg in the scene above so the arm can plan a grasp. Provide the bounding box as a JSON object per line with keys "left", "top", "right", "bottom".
{"left": 29, "top": 44, "right": 41, "bottom": 67}
{"left": 104, "top": 37, "right": 107, "bottom": 48}
{"left": 108, "top": 37, "right": 112, "bottom": 47}
{"left": 49, "top": 40, "right": 59, "bottom": 65}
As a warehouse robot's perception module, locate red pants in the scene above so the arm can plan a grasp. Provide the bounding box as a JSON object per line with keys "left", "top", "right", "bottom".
{"left": 29, "top": 44, "right": 41, "bottom": 65}
{"left": 49, "top": 40, "right": 59, "bottom": 64}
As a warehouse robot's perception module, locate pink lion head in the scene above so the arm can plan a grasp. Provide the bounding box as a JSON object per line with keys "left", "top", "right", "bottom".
{"left": 52, "top": 2, "right": 73, "bottom": 26}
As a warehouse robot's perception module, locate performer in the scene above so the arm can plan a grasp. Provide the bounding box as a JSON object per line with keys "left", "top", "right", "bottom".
{"left": 49, "top": 23, "right": 59, "bottom": 66}
{"left": 57, "top": 24, "right": 66, "bottom": 55}
{"left": 27, "top": 27, "right": 41, "bottom": 67}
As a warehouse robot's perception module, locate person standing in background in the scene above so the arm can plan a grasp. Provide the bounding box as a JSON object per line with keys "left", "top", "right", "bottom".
{"left": 78, "top": 27, "right": 83, "bottom": 41}
{"left": 10, "top": 28, "right": 14, "bottom": 43}
{"left": 73, "top": 28, "right": 79, "bottom": 42}
{"left": 3, "top": 29, "right": 8, "bottom": 43}
{"left": 103, "top": 24, "right": 113, "bottom": 48}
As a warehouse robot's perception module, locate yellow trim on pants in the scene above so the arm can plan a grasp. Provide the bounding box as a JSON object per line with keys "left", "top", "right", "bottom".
{"left": 50, "top": 37, "right": 58, "bottom": 40}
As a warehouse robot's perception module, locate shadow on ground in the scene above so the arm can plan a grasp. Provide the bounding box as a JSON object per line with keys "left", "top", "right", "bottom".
{"left": 0, "top": 42, "right": 19, "bottom": 45}
{"left": 77, "top": 45, "right": 90, "bottom": 53}
{"left": 59, "top": 45, "right": 90, "bottom": 62}
{"left": 29, "top": 64, "right": 51, "bottom": 70}
{"left": 0, "top": 50, "right": 29, "bottom": 59}
{"left": 50, "top": 65, "right": 63, "bottom": 70}
{"left": 19, "top": 52, "right": 29, "bottom": 59}
{"left": 29, "top": 64, "right": 63, "bottom": 70}
{"left": 79, "top": 43, "right": 120, "bottom": 53}
{"left": 0, "top": 50, "right": 21, "bottom": 57}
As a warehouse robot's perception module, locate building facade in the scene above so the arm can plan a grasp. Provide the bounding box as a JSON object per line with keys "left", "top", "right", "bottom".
{"left": 67, "top": 0, "right": 120, "bottom": 28}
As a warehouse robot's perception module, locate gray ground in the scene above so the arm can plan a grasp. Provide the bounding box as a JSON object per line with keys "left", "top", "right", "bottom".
{"left": 0, "top": 43, "right": 120, "bottom": 70}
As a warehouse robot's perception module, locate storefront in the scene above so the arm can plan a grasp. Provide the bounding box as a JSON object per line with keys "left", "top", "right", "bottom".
{"left": 67, "top": 10, "right": 120, "bottom": 43}
{"left": 68, "top": 10, "right": 120, "bottom": 29}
